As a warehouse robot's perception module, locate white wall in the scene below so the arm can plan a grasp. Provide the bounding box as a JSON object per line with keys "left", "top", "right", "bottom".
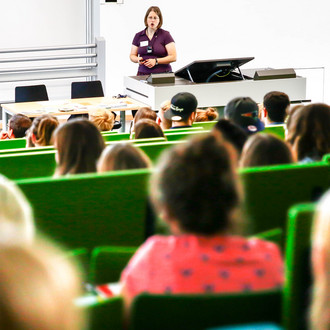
{"left": 0, "top": 0, "right": 86, "bottom": 102}
{"left": 100, "top": 0, "right": 330, "bottom": 103}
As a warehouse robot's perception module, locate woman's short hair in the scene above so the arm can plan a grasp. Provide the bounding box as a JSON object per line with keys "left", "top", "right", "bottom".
{"left": 134, "top": 119, "right": 164, "bottom": 139}
{"left": 54, "top": 119, "right": 105, "bottom": 176}
{"left": 212, "top": 118, "right": 248, "bottom": 155}
{"left": 97, "top": 143, "right": 151, "bottom": 172}
{"left": 240, "top": 133, "right": 293, "bottom": 167}
{"left": 195, "top": 108, "right": 218, "bottom": 122}
{"left": 310, "top": 189, "right": 330, "bottom": 330}
{"left": 144, "top": 6, "right": 163, "bottom": 29}
{"left": 28, "top": 115, "right": 59, "bottom": 147}
{"left": 286, "top": 103, "right": 330, "bottom": 161}
{"left": 89, "top": 108, "right": 115, "bottom": 132}
{"left": 151, "top": 134, "right": 241, "bottom": 235}
{"left": 0, "top": 175, "right": 34, "bottom": 244}
{"left": 0, "top": 238, "right": 83, "bottom": 330}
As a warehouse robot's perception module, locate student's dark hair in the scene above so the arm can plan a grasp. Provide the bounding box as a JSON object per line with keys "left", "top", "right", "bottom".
{"left": 212, "top": 118, "right": 248, "bottom": 155}
{"left": 263, "top": 91, "right": 290, "bottom": 123}
{"left": 240, "top": 133, "right": 293, "bottom": 167}
{"left": 97, "top": 143, "right": 151, "bottom": 172}
{"left": 134, "top": 119, "right": 165, "bottom": 139}
{"left": 152, "top": 134, "right": 241, "bottom": 235}
{"left": 30, "top": 115, "right": 59, "bottom": 146}
{"left": 144, "top": 6, "right": 163, "bottom": 29}
{"left": 286, "top": 103, "right": 330, "bottom": 161}
{"left": 133, "top": 107, "right": 157, "bottom": 125}
{"left": 54, "top": 119, "right": 105, "bottom": 176}
{"left": 8, "top": 114, "right": 32, "bottom": 138}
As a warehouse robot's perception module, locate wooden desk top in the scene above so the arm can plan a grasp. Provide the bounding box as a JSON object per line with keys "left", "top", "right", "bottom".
{"left": 1, "top": 97, "right": 147, "bottom": 117}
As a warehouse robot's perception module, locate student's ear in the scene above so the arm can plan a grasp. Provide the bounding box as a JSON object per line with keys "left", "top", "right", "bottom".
{"left": 263, "top": 107, "right": 268, "bottom": 119}
{"left": 7, "top": 128, "right": 14, "bottom": 139}
{"left": 31, "top": 132, "right": 37, "bottom": 144}
{"left": 191, "top": 111, "right": 196, "bottom": 122}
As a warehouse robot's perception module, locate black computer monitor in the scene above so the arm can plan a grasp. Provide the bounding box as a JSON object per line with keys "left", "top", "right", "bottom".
{"left": 175, "top": 57, "right": 254, "bottom": 83}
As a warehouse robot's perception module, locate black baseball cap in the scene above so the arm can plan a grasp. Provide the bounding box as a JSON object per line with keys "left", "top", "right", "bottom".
{"left": 164, "top": 92, "right": 198, "bottom": 121}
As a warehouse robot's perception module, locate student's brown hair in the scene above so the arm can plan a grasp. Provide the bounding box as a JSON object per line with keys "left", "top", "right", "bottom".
{"left": 28, "top": 115, "right": 59, "bottom": 147}
{"left": 151, "top": 134, "right": 241, "bottom": 235}
{"left": 240, "top": 133, "right": 293, "bottom": 168}
{"left": 8, "top": 114, "right": 32, "bottom": 138}
{"left": 134, "top": 119, "right": 165, "bottom": 139}
{"left": 195, "top": 108, "right": 218, "bottom": 122}
{"left": 54, "top": 119, "right": 105, "bottom": 176}
{"left": 97, "top": 143, "right": 151, "bottom": 172}
{"left": 286, "top": 103, "right": 330, "bottom": 161}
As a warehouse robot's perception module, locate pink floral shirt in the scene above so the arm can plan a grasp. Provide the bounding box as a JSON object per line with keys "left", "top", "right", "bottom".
{"left": 120, "top": 234, "right": 284, "bottom": 297}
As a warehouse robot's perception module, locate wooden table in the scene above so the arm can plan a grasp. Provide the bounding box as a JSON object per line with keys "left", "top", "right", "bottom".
{"left": 1, "top": 97, "right": 148, "bottom": 132}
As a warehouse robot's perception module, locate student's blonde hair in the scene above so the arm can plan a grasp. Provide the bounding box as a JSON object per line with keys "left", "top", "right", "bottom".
{"left": 0, "top": 238, "right": 84, "bottom": 330}
{"left": 310, "top": 190, "right": 330, "bottom": 330}
{"left": 0, "top": 175, "right": 34, "bottom": 244}
{"left": 89, "top": 108, "right": 115, "bottom": 132}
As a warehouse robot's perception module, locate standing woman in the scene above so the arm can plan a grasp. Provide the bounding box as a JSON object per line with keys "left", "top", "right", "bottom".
{"left": 130, "top": 6, "right": 177, "bottom": 76}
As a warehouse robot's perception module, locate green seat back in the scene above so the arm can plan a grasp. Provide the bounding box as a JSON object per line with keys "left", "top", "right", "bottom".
{"left": 130, "top": 290, "right": 282, "bottom": 330}
{"left": 0, "top": 145, "right": 54, "bottom": 155}
{"left": 163, "top": 126, "right": 204, "bottom": 134}
{"left": 89, "top": 246, "right": 137, "bottom": 285}
{"left": 137, "top": 140, "right": 185, "bottom": 163}
{"left": 87, "top": 297, "right": 124, "bottom": 330}
{"left": 165, "top": 130, "right": 210, "bottom": 141}
{"left": 101, "top": 132, "right": 130, "bottom": 142}
{"left": 0, "top": 137, "right": 27, "bottom": 150}
{"left": 263, "top": 125, "right": 285, "bottom": 140}
{"left": 322, "top": 153, "right": 330, "bottom": 163}
{"left": 16, "top": 169, "right": 151, "bottom": 250}
{"left": 0, "top": 151, "right": 56, "bottom": 179}
{"left": 192, "top": 120, "right": 217, "bottom": 130}
{"left": 282, "top": 203, "right": 315, "bottom": 330}
{"left": 251, "top": 228, "right": 283, "bottom": 248}
{"left": 239, "top": 162, "right": 330, "bottom": 235}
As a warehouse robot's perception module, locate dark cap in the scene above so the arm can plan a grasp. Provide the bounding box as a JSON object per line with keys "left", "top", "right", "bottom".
{"left": 164, "top": 92, "right": 198, "bottom": 121}
{"left": 224, "top": 97, "right": 264, "bottom": 134}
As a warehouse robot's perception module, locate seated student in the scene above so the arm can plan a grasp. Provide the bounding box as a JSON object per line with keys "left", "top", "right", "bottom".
{"left": 88, "top": 108, "right": 115, "bottom": 132}
{"left": 224, "top": 97, "right": 264, "bottom": 135}
{"left": 97, "top": 143, "right": 151, "bottom": 172}
{"left": 134, "top": 119, "right": 165, "bottom": 139}
{"left": 0, "top": 113, "right": 32, "bottom": 139}
{"left": 156, "top": 100, "right": 172, "bottom": 130}
{"left": 0, "top": 175, "right": 34, "bottom": 245}
{"left": 163, "top": 92, "right": 198, "bottom": 129}
{"left": 212, "top": 118, "right": 248, "bottom": 156}
{"left": 240, "top": 133, "right": 293, "bottom": 168}
{"left": 130, "top": 107, "right": 157, "bottom": 133}
{"left": 310, "top": 189, "right": 330, "bottom": 330}
{"left": 261, "top": 91, "right": 290, "bottom": 126}
{"left": 0, "top": 238, "right": 84, "bottom": 330}
{"left": 285, "top": 103, "right": 330, "bottom": 163}
{"left": 26, "top": 114, "right": 59, "bottom": 147}
{"left": 120, "top": 135, "right": 284, "bottom": 307}
{"left": 195, "top": 107, "right": 218, "bottom": 122}
{"left": 53, "top": 119, "right": 105, "bottom": 176}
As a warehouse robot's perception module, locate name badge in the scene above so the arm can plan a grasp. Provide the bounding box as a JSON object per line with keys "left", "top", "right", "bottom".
{"left": 140, "top": 40, "right": 148, "bottom": 47}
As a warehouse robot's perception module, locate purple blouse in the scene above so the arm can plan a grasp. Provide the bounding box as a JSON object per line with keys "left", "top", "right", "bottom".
{"left": 132, "top": 28, "right": 175, "bottom": 74}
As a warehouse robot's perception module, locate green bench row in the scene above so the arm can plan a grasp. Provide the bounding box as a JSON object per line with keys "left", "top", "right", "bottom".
{"left": 14, "top": 160, "right": 330, "bottom": 253}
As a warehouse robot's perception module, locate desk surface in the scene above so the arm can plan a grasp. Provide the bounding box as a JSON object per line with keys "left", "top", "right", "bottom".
{"left": 1, "top": 97, "right": 147, "bottom": 117}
